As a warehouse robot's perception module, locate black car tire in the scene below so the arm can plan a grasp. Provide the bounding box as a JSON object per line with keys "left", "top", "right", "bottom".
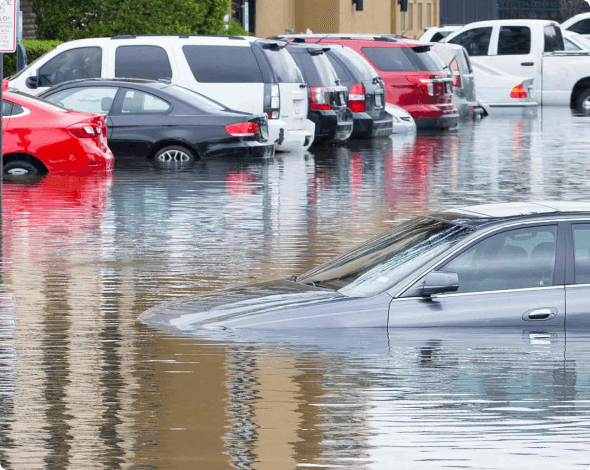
{"left": 575, "top": 88, "right": 590, "bottom": 112}
{"left": 3, "top": 160, "right": 40, "bottom": 176}
{"left": 153, "top": 145, "right": 196, "bottom": 164}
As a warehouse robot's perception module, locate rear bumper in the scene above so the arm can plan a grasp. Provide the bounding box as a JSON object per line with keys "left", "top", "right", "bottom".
{"left": 204, "top": 141, "right": 275, "bottom": 159}
{"left": 405, "top": 103, "right": 459, "bottom": 129}
{"left": 270, "top": 119, "right": 316, "bottom": 152}
{"left": 309, "top": 109, "right": 353, "bottom": 144}
{"left": 456, "top": 99, "right": 486, "bottom": 119}
{"left": 480, "top": 101, "right": 538, "bottom": 116}
{"left": 351, "top": 111, "right": 394, "bottom": 138}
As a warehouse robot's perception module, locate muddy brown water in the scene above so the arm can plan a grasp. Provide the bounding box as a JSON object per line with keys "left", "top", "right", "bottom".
{"left": 2, "top": 108, "right": 590, "bottom": 469}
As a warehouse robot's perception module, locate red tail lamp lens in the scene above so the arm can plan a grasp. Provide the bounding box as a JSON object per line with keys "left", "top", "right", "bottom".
{"left": 452, "top": 74, "right": 461, "bottom": 88}
{"left": 510, "top": 84, "right": 528, "bottom": 99}
{"left": 68, "top": 124, "right": 100, "bottom": 139}
{"left": 310, "top": 86, "right": 331, "bottom": 110}
{"left": 225, "top": 122, "right": 259, "bottom": 137}
{"left": 348, "top": 83, "right": 366, "bottom": 112}
{"left": 407, "top": 75, "right": 435, "bottom": 96}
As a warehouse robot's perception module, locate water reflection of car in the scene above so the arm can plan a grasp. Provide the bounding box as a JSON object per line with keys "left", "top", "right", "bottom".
{"left": 39, "top": 79, "right": 274, "bottom": 164}
{"left": 141, "top": 201, "right": 590, "bottom": 331}
{"left": 2, "top": 88, "right": 113, "bottom": 176}
{"left": 470, "top": 62, "right": 538, "bottom": 115}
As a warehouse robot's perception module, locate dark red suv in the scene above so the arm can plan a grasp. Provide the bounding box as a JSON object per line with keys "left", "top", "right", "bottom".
{"left": 278, "top": 35, "right": 459, "bottom": 130}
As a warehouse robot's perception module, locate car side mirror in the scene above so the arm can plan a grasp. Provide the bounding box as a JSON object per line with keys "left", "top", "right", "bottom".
{"left": 421, "top": 272, "right": 459, "bottom": 296}
{"left": 25, "top": 75, "right": 38, "bottom": 89}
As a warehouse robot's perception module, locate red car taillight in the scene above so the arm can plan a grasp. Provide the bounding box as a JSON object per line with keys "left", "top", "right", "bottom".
{"left": 68, "top": 124, "right": 101, "bottom": 139}
{"left": 310, "top": 86, "right": 331, "bottom": 110}
{"left": 452, "top": 74, "right": 461, "bottom": 89}
{"left": 348, "top": 83, "right": 365, "bottom": 112}
{"left": 225, "top": 122, "right": 259, "bottom": 137}
{"left": 510, "top": 84, "right": 528, "bottom": 99}
{"left": 406, "top": 76, "right": 435, "bottom": 96}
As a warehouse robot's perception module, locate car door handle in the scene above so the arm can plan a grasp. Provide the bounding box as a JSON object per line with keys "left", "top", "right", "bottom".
{"left": 299, "top": 84, "right": 307, "bottom": 89}
{"left": 523, "top": 308, "right": 557, "bottom": 321}
{"left": 521, "top": 62, "right": 534, "bottom": 66}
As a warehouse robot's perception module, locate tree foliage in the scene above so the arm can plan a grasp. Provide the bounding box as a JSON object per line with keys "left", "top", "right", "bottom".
{"left": 31, "top": 0, "right": 231, "bottom": 40}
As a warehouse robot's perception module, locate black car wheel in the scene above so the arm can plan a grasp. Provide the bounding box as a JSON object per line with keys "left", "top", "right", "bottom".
{"left": 3, "top": 160, "right": 40, "bottom": 176}
{"left": 154, "top": 146, "right": 196, "bottom": 163}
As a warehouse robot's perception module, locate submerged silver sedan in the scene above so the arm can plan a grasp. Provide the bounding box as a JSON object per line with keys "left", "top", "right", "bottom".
{"left": 140, "top": 202, "right": 590, "bottom": 330}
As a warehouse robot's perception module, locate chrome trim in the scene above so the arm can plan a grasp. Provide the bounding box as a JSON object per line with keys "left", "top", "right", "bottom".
{"left": 394, "top": 218, "right": 568, "bottom": 299}
{"left": 566, "top": 284, "right": 590, "bottom": 289}
{"left": 393, "top": 285, "right": 564, "bottom": 301}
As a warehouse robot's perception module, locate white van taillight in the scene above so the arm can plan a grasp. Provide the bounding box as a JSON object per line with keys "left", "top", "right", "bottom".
{"left": 225, "top": 122, "right": 259, "bottom": 137}
{"left": 510, "top": 84, "right": 528, "bottom": 99}
{"left": 348, "top": 83, "right": 365, "bottom": 112}
{"left": 310, "top": 86, "right": 331, "bottom": 110}
{"left": 264, "top": 84, "right": 280, "bottom": 119}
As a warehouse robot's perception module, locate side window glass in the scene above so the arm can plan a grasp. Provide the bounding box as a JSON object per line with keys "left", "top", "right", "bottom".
{"left": 326, "top": 55, "right": 351, "bottom": 81}
{"left": 182, "top": 45, "right": 263, "bottom": 83}
{"left": 498, "top": 26, "right": 531, "bottom": 55}
{"left": 120, "top": 90, "right": 170, "bottom": 114}
{"left": 44, "top": 87, "right": 118, "bottom": 114}
{"left": 568, "top": 19, "right": 590, "bottom": 35}
{"left": 38, "top": 47, "right": 102, "bottom": 87}
{"left": 115, "top": 46, "right": 172, "bottom": 80}
{"left": 2, "top": 100, "right": 13, "bottom": 116}
{"left": 544, "top": 25, "right": 565, "bottom": 52}
{"left": 440, "top": 226, "right": 557, "bottom": 293}
{"left": 448, "top": 27, "right": 492, "bottom": 56}
{"left": 572, "top": 224, "right": 590, "bottom": 284}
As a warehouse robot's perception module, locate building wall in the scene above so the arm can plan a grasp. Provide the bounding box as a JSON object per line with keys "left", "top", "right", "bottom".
{"left": 256, "top": 0, "right": 296, "bottom": 37}
{"left": 392, "top": 0, "right": 440, "bottom": 39}
{"left": 339, "top": 1, "right": 392, "bottom": 34}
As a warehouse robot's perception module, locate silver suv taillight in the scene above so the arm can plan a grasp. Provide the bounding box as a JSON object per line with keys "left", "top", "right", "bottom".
{"left": 264, "top": 84, "right": 281, "bottom": 119}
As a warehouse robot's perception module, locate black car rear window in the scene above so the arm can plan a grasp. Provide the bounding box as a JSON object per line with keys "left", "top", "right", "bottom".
{"left": 332, "top": 47, "right": 377, "bottom": 80}
{"left": 115, "top": 46, "right": 172, "bottom": 80}
{"left": 182, "top": 45, "right": 263, "bottom": 83}
{"left": 290, "top": 50, "right": 339, "bottom": 87}
{"left": 262, "top": 47, "right": 304, "bottom": 83}
{"left": 361, "top": 46, "right": 441, "bottom": 72}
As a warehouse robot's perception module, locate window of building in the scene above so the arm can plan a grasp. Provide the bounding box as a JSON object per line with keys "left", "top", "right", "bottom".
{"left": 427, "top": 3, "right": 432, "bottom": 28}
{"left": 418, "top": 3, "right": 423, "bottom": 31}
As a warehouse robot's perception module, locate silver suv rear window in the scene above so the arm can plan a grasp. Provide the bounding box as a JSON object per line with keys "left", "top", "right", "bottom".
{"left": 262, "top": 48, "right": 304, "bottom": 83}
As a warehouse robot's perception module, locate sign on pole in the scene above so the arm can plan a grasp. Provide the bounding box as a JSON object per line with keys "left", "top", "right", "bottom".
{"left": 0, "top": 0, "right": 17, "bottom": 54}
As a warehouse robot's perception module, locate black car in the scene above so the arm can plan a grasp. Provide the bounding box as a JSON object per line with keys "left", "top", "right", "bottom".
{"left": 39, "top": 79, "right": 274, "bottom": 163}
{"left": 285, "top": 44, "right": 353, "bottom": 144}
{"left": 323, "top": 45, "right": 394, "bottom": 138}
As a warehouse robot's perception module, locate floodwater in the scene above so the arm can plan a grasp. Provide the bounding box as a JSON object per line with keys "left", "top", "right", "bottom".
{"left": 2, "top": 107, "right": 590, "bottom": 469}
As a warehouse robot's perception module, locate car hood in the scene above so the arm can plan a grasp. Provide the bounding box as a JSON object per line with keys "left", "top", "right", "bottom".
{"left": 139, "top": 280, "right": 345, "bottom": 330}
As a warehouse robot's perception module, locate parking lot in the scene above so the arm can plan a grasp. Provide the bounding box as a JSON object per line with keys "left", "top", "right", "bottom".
{"left": 2, "top": 108, "right": 590, "bottom": 469}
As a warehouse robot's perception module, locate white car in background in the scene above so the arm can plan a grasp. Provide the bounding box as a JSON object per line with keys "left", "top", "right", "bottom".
{"left": 419, "top": 25, "right": 462, "bottom": 43}
{"left": 386, "top": 103, "right": 416, "bottom": 133}
{"left": 563, "top": 30, "right": 590, "bottom": 51}
{"left": 470, "top": 61, "right": 538, "bottom": 115}
{"left": 561, "top": 12, "right": 590, "bottom": 37}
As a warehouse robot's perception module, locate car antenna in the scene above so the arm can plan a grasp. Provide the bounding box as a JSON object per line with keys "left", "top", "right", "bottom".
{"left": 314, "top": 34, "right": 330, "bottom": 44}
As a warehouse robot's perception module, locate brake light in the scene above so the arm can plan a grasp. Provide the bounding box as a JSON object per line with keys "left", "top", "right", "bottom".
{"left": 407, "top": 76, "right": 435, "bottom": 96}
{"left": 264, "top": 84, "right": 280, "bottom": 119}
{"left": 452, "top": 74, "right": 461, "bottom": 89}
{"left": 310, "top": 86, "right": 331, "bottom": 110}
{"left": 225, "top": 122, "right": 259, "bottom": 137}
{"left": 348, "top": 83, "right": 365, "bottom": 112}
{"left": 510, "top": 84, "right": 528, "bottom": 99}
{"left": 68, "top": 124, "right": 100, "bottom": 139}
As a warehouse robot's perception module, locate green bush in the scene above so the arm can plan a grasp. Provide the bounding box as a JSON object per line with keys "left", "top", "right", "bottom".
{"left": 3, "top": 39, "right": 62, "bottom": 77}
{"left": 225, "top": 19, "right": 252, "bottom": 36}
{"left": 31, "top": 0, "right": 231, "bottom": 41}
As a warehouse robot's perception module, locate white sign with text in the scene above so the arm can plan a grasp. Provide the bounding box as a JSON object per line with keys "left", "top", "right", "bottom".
{"left": 0, "top": 0, "right": 16, "bottom": 53}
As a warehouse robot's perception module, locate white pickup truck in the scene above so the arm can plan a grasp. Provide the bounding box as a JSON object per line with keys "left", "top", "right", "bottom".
{"left": 444, "top": 20, "right": 590, "bottom": 110}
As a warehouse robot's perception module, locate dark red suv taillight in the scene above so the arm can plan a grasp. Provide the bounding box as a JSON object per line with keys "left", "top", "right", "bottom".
{"left": 452, "top": 74, "right": 461, "bottom": 89}
{"left": 406, "top": 76, "right": 435, "bottom": 96}
{"left": 225, "top": 122, "right": 260, "bottom": 137}
{"left": 348, "top": 83, "right": 365, "bottom": 112}
{"left": 310, "top": 86, "right": 331, "bottom": 110}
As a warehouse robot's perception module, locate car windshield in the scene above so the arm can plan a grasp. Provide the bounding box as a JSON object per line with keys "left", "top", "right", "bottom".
{"left": 163, "top": 85, "right": 228, "bottom": 112}
{"left": 573, "top": 33, "right": 590, "bottom": 49}
{"left": 296, "top": 217, "right": 473, "bottom": 297}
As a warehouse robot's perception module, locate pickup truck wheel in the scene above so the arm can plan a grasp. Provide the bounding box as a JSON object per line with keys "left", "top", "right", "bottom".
{"left": 575, "top": 88, "right": 590, "bottom": 111}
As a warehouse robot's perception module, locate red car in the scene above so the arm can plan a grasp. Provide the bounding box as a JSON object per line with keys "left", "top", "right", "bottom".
{"left": 2, "top": 85, "right": 113, "bottom": 176}
{"left": 278, "top": 35, "right": 459, "bottom": 130}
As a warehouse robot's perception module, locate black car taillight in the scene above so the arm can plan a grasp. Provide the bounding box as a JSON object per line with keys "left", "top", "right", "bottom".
{"left": 348, "top": 83, "right": 366, "bottom": 112}
{"left": 225, "top": 122, "right": 260, "bottom": 137}
{"left": 264, "top": 84, "right": 280, "bottom": 119}
{"left": 310, "top": 86, "right": 331, "bottom": 110}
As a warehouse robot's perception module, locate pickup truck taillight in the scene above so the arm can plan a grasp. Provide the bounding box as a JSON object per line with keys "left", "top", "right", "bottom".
{"left": 510, "top": 84, "right": 528, "bottom": 99}
{"left": 225, "top": 122, "right": 259, "bottom": 137}
{"left": 406, "top": 76, "right": 435, "bottom": 96}
{"left": 348, "top": 83, "right": 365, "bottom": 112}
{"left": 310, "top": 86, "right": 331, "bottom": 110}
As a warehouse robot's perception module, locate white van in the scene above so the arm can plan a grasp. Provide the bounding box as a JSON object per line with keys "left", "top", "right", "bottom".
{"left": 8, "top": 35, "right": 315, "bottom": 152}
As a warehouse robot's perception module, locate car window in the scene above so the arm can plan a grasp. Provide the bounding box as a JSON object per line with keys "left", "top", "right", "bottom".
{"left": 261, "top": 47, "right": 304, "bottom": 83}
{"left": 296, "top": 217, "right": 473, "bottom": 297}
{"left": 335, "top": 47, "right": 377, "bottom": 80}
{"left": 38, "top": 47, "right": 102, "bottom": 87}
{"left": 326, "top": 53, "right": 351, "bottom": 81}
{"left": 565, "top": 38, "right": 582, "bottom": 51}
{"left": 115, "top": 45, "right": 172, "bottom": 80}
{"left": 182, "top": 45, "right": 263, "bottom": 83}
{"left": 448, "top": 27, "right": 492, "bottom": 56}
{"left": 311, "top": 53, "right": 339, "bottom": 86}
{"left": 162, "top": 85, "right": 228, "bottom": 112}
{"left": 2, "top": 100, "right": 13, "bottom": 116}
{"left": 44, "top": 86, "right": 118, "bottom": 114}
{"left": 568, "top": 19, "right": 590, "bottom": 35}
{"left": 572, "top": 224, "right": 590, "bottom": 284}
{"left": 544, "top": 25, "right": 565, "bottom": 52}
{"left": 440, "top": 225, "right": 557, "bottom": 294}
{"left": 498, "top": 26, "right": 531, "bottom": 55}
{"left": 120, "top": 89, "right": 170, "bottom": 114}
{"left": 361, "top": 46, "right": 440, "bottom": 72}
{"left": 430, "top": 32, "right": 446, "bottom": 42}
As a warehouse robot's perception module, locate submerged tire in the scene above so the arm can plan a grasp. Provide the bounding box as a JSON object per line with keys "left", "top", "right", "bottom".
{"left": 153, "top": 146, "right": 196, "bottom": 164}
{"left": 3, "top": 160, "right": 40, "bottom": 176}
{"left": 575, "top": 88, "right": 590, "bottom": 112}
